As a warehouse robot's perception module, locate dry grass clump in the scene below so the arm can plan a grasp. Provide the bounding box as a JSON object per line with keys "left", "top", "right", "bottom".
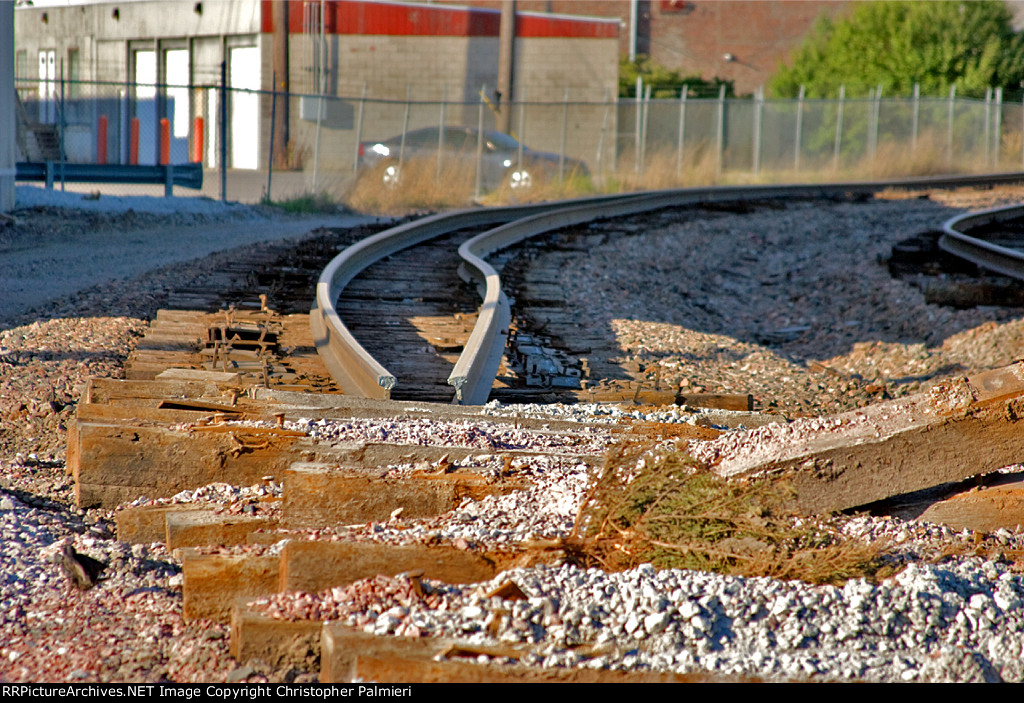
{"left": 854, "top": 133, "right": 982, "bottom": 179}
{"left": 568, "top": 438, "right": 891, "bottom": 586}
{"left": 344, "top": 158, "right": 478, "bottom": 214}
{"left": 341, "top": 132, "right": 1016, "bottom": 215}
{"left": 606, "top": 146, "right": 719, "bottom": 192}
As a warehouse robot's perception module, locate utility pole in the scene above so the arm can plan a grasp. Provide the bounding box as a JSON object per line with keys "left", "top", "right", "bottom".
{"left": 271, "top": 0, "right": 290, "bottom": 169}
{"left": 496, "top": 0, "right": 515, "bottom": 135}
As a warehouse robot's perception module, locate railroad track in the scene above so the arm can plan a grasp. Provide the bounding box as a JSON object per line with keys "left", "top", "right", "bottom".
{"left": 86, "top": 172, "right": 1024, "bottom": 683}
{"left": 315, "top": 172, "right": 1024, "bottom": 406}
{"left": 942, "top": 202, "right": 1024, "bottom": 280}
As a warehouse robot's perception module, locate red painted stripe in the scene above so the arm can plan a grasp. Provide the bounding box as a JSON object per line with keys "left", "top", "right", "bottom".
{"left": 516, "top": 14, "right": 618, "bottom": 39}
{"left": 262, "top": 0, "right": 618, "bottom": 39}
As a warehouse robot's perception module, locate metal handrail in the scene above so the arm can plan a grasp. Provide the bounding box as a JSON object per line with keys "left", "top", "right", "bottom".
{"left": 16, "top": 161, "right": 203, "bottom": 190}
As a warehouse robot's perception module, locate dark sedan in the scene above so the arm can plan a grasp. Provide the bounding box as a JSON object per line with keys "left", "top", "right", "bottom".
{"left": 357, "top": 126, "right": 588, "bottom": 191}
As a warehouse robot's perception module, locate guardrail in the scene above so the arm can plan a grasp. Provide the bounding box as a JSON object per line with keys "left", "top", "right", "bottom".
{"left": 16, "top": 162, "right": 203, "bottom": 195}
{"left": 940, "top": 205, "right": 1024, "bottom": 281}
{"left": 316, "top": 171, "right": 1024, "bottom": 404}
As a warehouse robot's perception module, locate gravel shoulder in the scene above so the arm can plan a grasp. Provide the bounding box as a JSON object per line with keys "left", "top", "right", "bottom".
{"left": 0, "top": 186, "right": 379, "bottom": 327}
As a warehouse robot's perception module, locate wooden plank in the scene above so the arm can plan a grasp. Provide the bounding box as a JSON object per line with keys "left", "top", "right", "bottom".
{"left": 116, "top": 504, "right": 207, "bottom": 544}
{"left": 708, "top": 363, "right": 1024, "bottom": 514}
{"left": 320, "top": 627, "right": 763, "bottom": 683}
{"left": 230, "top": 605, "right": 322, "bottom": 671}
{"left": 71, "top": 421, "right": 310, "bottom": 508}
{"left": 280, "top": 541, "right": 504, "bottom": 594}
{"left": 180, "top": 549, "right": 280, "bottom": 622}
{"left": 165, "top": 509, "right": 279, "bottom": 550}
{"left": 915, "top": 481, "right": 1024, "bottom": 533}
{"left": 282, "top": 462, "right": 522, "bottom": 529}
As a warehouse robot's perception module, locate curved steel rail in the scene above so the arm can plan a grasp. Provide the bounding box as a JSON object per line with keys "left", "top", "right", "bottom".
{"left": 310, "top": 196, "right": 641, "bottom": 398}
{"left": 941, "top": 204, "right": 1024, "bottom": 281}
{"left": 315, "top": 171, "right": 1024, "bottom": 402}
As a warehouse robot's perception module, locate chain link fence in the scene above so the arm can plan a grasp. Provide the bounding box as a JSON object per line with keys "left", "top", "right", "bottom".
{"left": 14, "top": 76, "right": 1024, "bottom": 206}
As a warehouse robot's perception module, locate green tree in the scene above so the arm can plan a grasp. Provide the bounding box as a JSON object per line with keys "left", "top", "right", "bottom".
{"left": 619, "top": 55, "right": 734, "bottom": 99}
{"left": 770, "top": 1, "right": 1024, "bottom": 98}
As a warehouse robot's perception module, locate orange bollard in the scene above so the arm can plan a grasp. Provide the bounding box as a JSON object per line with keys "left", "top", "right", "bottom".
{"left": 192, "top": 116, "right": 204, "bottom": 163}
{"left": 97, "top": 115, "right": 108, "bottom": 164}
{"left": 129, "top": 117, "right": 139, "bottom": 165}
{"left": 159, "top": 118, "right": 170, "bottom": 165}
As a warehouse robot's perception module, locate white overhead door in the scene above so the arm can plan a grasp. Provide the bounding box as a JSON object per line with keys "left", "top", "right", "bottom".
{"left": 134, "top": 49, "right": 156, "bottom": 164}
{"left": 164, "top": 48, "right": 190, "bottom": 163}
{"left": 229, "top": 46, "right": 259, "bottom": 170}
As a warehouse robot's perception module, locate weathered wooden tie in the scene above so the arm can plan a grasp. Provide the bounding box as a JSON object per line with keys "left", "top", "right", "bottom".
{"left": 714, "top": 362, "right": 1024, "bottom": 515}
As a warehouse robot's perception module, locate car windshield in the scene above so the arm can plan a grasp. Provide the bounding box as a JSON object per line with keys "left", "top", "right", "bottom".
{"left": 374, "top": 128, "right": 521, "bottom": 153}
{"left": 483, "top": 132, "right": 521, "bottom": 152}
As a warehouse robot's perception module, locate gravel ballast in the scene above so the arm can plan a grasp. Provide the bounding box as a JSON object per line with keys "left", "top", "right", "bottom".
{"left": 2, "top": 184, "right": 1024, "bottom": 683}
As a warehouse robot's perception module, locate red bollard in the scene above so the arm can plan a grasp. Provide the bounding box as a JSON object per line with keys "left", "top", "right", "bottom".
{"left": 192, "top": 116, "right": 204, "bottom": 164}
{"left": 160, "top": 118, "right": 170, "bottom": 165}
{"left": 97, "top": 115, "right": 108, "bottom": 164}
{"left": 129, "top": 117, "right": 139, "bottom": 165}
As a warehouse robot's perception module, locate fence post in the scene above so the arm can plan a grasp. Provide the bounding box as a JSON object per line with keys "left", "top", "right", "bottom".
{"left": 560, "top": 86, "right": 570, "bottom": 183}
{"left": 164, "top": 164, "right": 173, "bottom": 197}
{"left": 398, "top": 84, "right": 411, "bottom": 181}
{"left": 596, "top": 87, "right": 611, "bottom": 185}
{"left": 752, "top": 86, "right": 763, "bottom": 176}
{"left": 634, "top": 77, "right": 642, "bottom": 174}
{"left": 516, "top": 87, "right": 525, "bottom": 183}
{"left": 312, "top": 92, "right": 324, "bottom": 192}
{"left": 475, "top": 85, "right": 484, "bottom": 199}
{"left": 638, "top": 84, "right": 650, "bottom": 179}
{"left": 994, "top": 86, "right": 1003, "bottom": 170}
{"left": 676, "top": 84, "right": 688, "bottom": 179}
{"left": 312, "top": 0, "right": 326, "bottom": 193}
{"left": 833, "top": 84, "right": 845, "bottom": 171}
{"left": 947, "top": 84, "right": 956, "bottom": 166}
{"left": 716, "top": 83, "right": 725, "bottom": 179}
{"left": 352, "top": 82, "right": 366, "bottom": 174}
{"left": 59, "top": 58, "right": 65, "bottom": 191}
{"left": 794, "top": 85, "right": 804, "bottom": 172}
{"left": 436, "top": 84, "right": 447, "bottom": 182}
{"left": 984, "top": 87, "right": 992, "bottom": 169}
{"left": 912, "top": 83, "right": 920, "bottom": 153}
{"left": 267, "top": 72, "right": 276, "bottom": 202}
{"left": 868, "top": 86, "right": 881, "bottom": 162}
{"left": 220, "top": 60, "right": 227, "bottom": 202}
{"left": 875, "top": 84, "right": 883, "bottom": 155}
